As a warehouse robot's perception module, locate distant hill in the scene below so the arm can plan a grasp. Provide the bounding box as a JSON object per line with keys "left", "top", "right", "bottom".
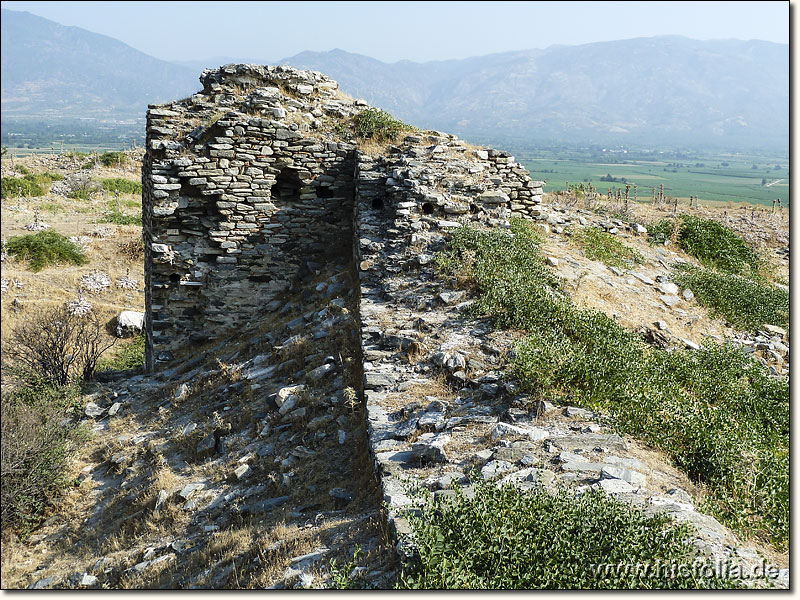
{"left": 0, "top": 8, "right": 787, "bottom": 153}
{"left": 0, "top": 8, "right": 198, "bottom": 121}
{"left": 280, "top": 38, "right": 788, "bottom": 152}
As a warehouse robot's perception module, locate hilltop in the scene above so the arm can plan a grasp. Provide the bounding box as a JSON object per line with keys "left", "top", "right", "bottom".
{"left": 0, "top": 65, "right": 789, "bottom": 589}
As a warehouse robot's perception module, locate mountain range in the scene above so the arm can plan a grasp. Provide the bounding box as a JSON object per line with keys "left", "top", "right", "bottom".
{"left": 0, "top": 9, "right": 197, "bottom": 120}
{"left": 0, "top": 8, "right": 788, "bottom": 152}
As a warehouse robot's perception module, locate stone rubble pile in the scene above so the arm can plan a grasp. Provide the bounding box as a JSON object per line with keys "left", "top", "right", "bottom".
{"left": 108, "top": 63, "right": 790, "bottom": 589}
{"left": 352, "top": 143, "right": 787, "bottom": 588}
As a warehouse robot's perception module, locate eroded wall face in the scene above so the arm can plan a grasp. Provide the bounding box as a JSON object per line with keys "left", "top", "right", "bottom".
{"left": 144, "top": 102, "right": 355, "bottom": 369}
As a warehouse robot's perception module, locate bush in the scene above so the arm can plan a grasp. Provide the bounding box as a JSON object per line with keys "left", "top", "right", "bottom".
{"left": 5, "top": 230, "right": 88, "bottom": 272}
{"left": 435, "top": 219, "right": 789, "bottom": 548}
{"left": 26, "top": 171, "right": 63, "bottom": 184}
{"left": 1, "top": 172, "right": 64, "bottom": 199}
{"left": 649, "top": 215, "right": 760, "bottom": 276}
{"left": 68, "top": 188, "right": 91, "bottom": 200}
{"left": 100, "top": 177, "right": 141, "bottom": 195}
{"left": 672, "top": 265, "right": 789, "bottom": 330}
{"left": 575, "top": 226, "right": 643, "bottom": 269}
{"left": 352, "top": 108, "right": 413, "bottom": 141}
{"left": 5, "top": 304, "right": 116, "bottom": 386}
{"left": 67, "top": 174, "right": 102, "bottom": 200}
{"left": 98, "top": 210, "right": 142, "bottom": 226}
{"left": 99, "top": 151, "right": 128, "bottom": 167}
{"left": 0, "top": 378, "right": 85, "bottom": 532}
{"left": 1, "top": 176, "right": 45, "bottom": 199}
{"left": 398, "top": 480, "right": 739, "bottom": 589}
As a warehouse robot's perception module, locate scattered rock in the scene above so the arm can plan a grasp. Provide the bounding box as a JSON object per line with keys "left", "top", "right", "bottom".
{"left": 115, "top": 311, "right": 145, "bottom": 337}
{"left": 593, "top": 478, "right": 634, "bottom": 494}
{"left": 234, "top": 464, "right": 251, "bottom": 480}
{"left": 481, "top": 459, "right": 516, "bottom": 480}
{"left": 84, "top": 402, "right": 106, "bottom": 419}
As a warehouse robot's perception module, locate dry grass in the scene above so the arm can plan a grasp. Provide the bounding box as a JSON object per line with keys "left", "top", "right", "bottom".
{"left": 1, "top": 158, "right": 144, "bottom": 361}
{"left": 379, "top": 375, "right": 456, "bottom": 414}
{"left": 356, "top": 127, "right": 420, "bottom": 157}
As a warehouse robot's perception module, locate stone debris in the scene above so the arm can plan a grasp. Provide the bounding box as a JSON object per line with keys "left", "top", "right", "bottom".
{"left": 9, "top": 63, "right": 757, "bottom": 591}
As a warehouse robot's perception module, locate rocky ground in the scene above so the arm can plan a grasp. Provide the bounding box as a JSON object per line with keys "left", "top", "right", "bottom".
{"left": 352, "top": 135, "right": 789, "bottom": 588}
{"left": 0, "top": 137, "right": 789, "bottom": 588}
{"left": 2, "top": 256, "right": 398, "bottom": 589}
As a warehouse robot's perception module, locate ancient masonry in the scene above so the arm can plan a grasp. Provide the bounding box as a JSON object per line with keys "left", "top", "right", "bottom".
{"left": 143, "top": 64, "right": 542, "bottom": 369}
{"left": 144, "top": 65, "right": 779, "bottom": 584}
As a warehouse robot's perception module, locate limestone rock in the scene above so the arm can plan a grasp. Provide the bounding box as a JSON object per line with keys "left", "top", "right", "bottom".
{"left": 115, "top": 310, "right": 145, "bottom": 337}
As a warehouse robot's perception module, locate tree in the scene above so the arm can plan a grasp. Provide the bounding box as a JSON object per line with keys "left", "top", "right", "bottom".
{"left": 5, "top": 305, "right": 116, "bottom": 386}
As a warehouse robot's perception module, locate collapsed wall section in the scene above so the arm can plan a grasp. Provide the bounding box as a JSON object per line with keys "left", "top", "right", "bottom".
{"left": 352, "top": 132, "right": 547, "bottom": 549}
{"left": 143, "top": 65, "right": 359, "bottom": 370}
{"left": 351, "top": 136, "right": 778, "bottom": 580}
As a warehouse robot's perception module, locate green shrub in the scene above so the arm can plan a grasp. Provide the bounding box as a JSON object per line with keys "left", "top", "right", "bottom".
{"left": 26, "top": 171, "right": 63, "bottom": 184}
{"left": 649, "top": 215, "right": 760, "bottom": 276}
{"left": 328, "top": 545, "right": 367, "bottom": 589}
{"left": 98, "top": 210, "right": 142, "bottom": 226}
{"left": 398, "top": 480, "right": 739, "bottom": 589}
{"left": 100, "top": 177, "right": 141, "bottom": 195}
{"left": 435, "top": 219, "right": 789, "bottom": 548}
{"left": 99, "top": 151, "right": 128, "bottom": 167}
{"left": 0, "top": 377, "right": 85, "bottom": 533}
{"left": 647, "top": 217, "right": 677, "bottom": 245}
{"left": 68, "top": 188, "right": 91, "bottom": 200}
{"left": 575, "top": 226, "right": 644, "bottom": 269}
{"left": 1, "top": 172, "right": 64, "bottom": 199}
{"left": 672, "top": 265, "right": 788, "bottom": 330}
{"left": 96, "top": 334, "right": 145, "bottom": 373}
{"left": 352, "top": 108, "right": 413, "bottom": 141}
{"left": 1, "top": 176, "right": 45, "bottom": 199}
{"left": 5, "top": 230, "right": 88, "bottom": 272}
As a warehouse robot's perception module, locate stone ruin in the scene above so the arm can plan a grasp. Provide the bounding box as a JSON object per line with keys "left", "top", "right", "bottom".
{"left": 137, "top": 65, "right": 786, "bottom": 586}
{"left": 143, "top": 64, "right": 544, "bottom": 370}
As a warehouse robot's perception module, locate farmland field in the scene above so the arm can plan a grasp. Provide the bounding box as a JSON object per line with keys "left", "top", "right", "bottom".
{"left": 515, "top": 148, "right": 789, "bottom": 208}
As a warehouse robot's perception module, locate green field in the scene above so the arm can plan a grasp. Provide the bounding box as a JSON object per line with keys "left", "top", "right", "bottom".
{"left": 3, "top": 143, "right": 132, "bottom": 157}
{"left": 516, "top": 149, "right": 789, "bottom": 207}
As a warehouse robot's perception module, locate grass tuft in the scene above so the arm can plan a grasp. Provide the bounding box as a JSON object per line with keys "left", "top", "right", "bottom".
{"left": 96, "top": 334, "right": 145, "bottom": 373}
{"left": 98, "top": 210, "right": 142, "bottom": 226}
{"left": 575, "top": 226, "right": 644, "bottom": 268}
{"left": 100, "top": 178, "right": 142, "bottom": 195}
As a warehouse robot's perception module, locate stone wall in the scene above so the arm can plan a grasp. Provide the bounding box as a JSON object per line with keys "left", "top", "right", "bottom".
{"left": 350, "top": 136, "right": 777, "bottom": 580}
{"left": 143, "top": 65, "right": 360, "bottom": 369}
{"left": 143, "top": 64, "right": 544, "bottom": 370}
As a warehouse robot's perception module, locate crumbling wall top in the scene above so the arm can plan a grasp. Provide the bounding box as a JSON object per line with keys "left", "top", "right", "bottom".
{"left": 199, "top": 64, "right": 340, "bottom": 97}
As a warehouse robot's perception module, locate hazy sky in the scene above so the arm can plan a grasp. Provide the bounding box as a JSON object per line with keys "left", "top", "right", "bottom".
{"left": 0, "top": 1, "right": 790, "bottom": 63}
